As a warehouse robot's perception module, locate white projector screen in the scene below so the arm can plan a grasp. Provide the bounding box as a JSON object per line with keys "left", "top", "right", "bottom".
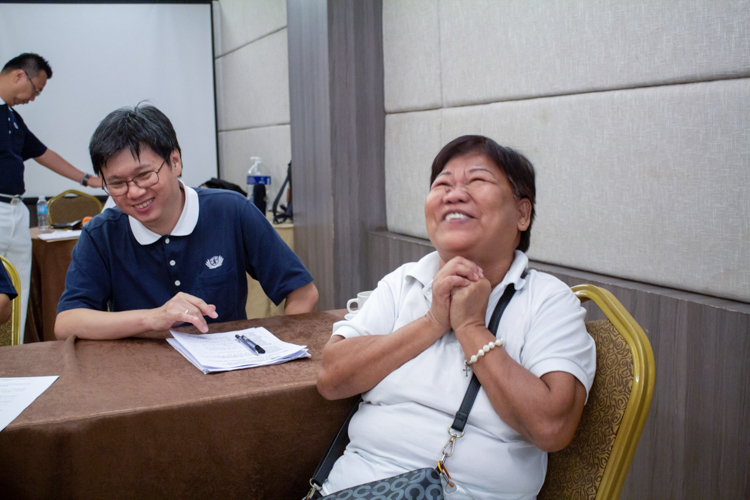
{"left": 0, "top": 2, "right": 217, "bottom": 198}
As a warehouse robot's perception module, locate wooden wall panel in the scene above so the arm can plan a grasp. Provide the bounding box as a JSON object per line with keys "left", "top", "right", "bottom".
{"left": 287, "top": 0, "right": 335, "bottom": 310}
{"left": 368, "top": 230, "right": 433, "bottom": 286}
{"left": 329, "top": 1, "right": 386, "bottom": 307}
{"left": 368, "top": 230, "right": 750, "bottom": 499}
{"left": 288, "top": 0, "right": 385, "bottom": 310}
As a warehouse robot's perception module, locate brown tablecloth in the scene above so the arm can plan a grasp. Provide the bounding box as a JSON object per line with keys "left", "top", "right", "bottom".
{"left": 0, "top": 311, "right": 356, "bottom": 499}
{"left": 26, "top": 228, "right": 78, "bottom": 342}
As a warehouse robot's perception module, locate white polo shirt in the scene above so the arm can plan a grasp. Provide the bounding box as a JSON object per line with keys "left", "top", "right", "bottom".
{"left": 323, "top": 251, "right": 596, "bottom": 499}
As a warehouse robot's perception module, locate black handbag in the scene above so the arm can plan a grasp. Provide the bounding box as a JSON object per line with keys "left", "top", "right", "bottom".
{"left": 317, "top": 468, "right": 444, "bottom": 499}
{"left": 305, "top": 284, "right": 518, "bottom": 500}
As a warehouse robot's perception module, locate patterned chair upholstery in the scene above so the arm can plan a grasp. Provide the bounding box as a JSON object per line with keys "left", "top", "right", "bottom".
{"left": 0, "top": 256, "right": 22, "bottom": 346}
{"left": 538, "top": 285, "right": 655, "bottom": 500}
{"left": 48, "top": 189, "right": 103, "bottom": 226}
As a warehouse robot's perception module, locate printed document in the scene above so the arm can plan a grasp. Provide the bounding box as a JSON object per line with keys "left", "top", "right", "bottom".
{"left": 0, "top": 376, "right": 58, "bottom": 431}
{"left": 168, "top": 327, "right": 310, "bottom": 374}
{"left": 37, "top": 230, "right": 82, "bottom": 241}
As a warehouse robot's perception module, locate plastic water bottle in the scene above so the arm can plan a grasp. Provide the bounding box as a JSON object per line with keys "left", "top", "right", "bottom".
{"left": 247, "top": 156, "right": 271, "bottom": 215}
{"left": 37, "top": 196, "right": 50, "bottom": 232}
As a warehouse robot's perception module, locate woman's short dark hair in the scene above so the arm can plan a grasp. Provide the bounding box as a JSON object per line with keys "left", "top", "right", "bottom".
{"left": 89, "top": 103, "right": 181, "bottom": 176}
{"left": 430, "top": 135, "right": 536, "bottom": 252}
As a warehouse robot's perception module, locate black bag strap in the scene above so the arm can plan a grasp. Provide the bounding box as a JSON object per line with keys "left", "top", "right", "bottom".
{"left": 309, "top": 279, "right": 520, "bottom": 495}
{"left": 451, "top": 282, "right": 517, "bottom": 432}
{"left": 310, "top": 396, "right": 361, "bottom": 490}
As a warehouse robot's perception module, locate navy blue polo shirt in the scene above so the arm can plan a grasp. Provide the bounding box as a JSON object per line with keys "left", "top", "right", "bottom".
{"left": 58, "top": 185, "right": 314, "bottom": 323}
{"left": 0, "top": 103, "right": 47, "bottom": 195}
{"left": 0, "top": 264, "right": 17, "bottom": 300}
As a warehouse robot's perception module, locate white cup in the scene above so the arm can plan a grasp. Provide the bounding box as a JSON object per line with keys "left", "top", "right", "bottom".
{"left": 347, "top": 291, "right": 372, "bottom": 314}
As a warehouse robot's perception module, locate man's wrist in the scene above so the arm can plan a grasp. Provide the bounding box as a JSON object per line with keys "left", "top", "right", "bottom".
{"left": 80, "top": 173, "right": 92, "bottom": 187}
{"left": 141, "top": 308, "right": 161, "bottom": 333}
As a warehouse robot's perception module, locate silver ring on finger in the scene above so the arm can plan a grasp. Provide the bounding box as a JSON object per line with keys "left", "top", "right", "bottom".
{"left": 185, "top": 309, "right": 190, "bottom": 314}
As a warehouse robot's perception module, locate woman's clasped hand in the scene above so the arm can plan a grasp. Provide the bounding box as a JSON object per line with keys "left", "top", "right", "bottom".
{"left": 427, "top": 256, "right": 486, "bottom": 336}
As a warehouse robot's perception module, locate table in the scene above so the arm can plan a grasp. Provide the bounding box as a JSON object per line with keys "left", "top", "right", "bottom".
{"left": 26, "top": 227, "right": 79, "bottom": 343}
{"left": 0, "top": 311, "right": 356, "bottom": 499}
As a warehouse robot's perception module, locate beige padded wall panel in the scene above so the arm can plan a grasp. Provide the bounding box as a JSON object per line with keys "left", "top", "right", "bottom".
{"left": 385, "top": 110, "right": 443, "bottom": 237}
{"left": 218, "top": 125, "right": 291, "bottom": 200}
{"left": 213, "top": 0, "right": 286, "bottom": 57}
{"left": 437, "top": 0, "right": 750, "bottom": 108}
{"left": 484, "top": 80, "right": 750, "bottom": 304}
{"left": 387, "top": 79, "right": 750, "bottom": 302}
{"left": 215, "top": 29, "right": 290, "bottom": 131}
{"left": 383, "top": 0, "right": 442, "bottom": 112}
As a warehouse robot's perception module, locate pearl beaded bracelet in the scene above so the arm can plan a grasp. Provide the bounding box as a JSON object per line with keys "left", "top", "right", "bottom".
{"left": 464, "top": 338, "right": 506, "bottom": 371}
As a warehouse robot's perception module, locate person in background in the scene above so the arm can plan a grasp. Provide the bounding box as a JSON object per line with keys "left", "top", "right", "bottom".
{"left": 0, "top": 262, "right": 17, "bottom": 324}
{"left": 317, "top": 135, "right": 596, "bottom": 498}
{"left": 55, "top": 104, "right": 318, "bottom": 340}
{"left": 0, "top": 53, "right": 102, "bottom": 342}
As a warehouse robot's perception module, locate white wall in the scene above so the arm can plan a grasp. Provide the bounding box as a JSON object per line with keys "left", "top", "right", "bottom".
{"left": 382, "top": 0, "right": 750, "bottom": 303}
{"left": 0, "top": 3, "right": 216, "bottom": 197}
{"left": 213, "top": 0, "right": 291, "bottom": 207}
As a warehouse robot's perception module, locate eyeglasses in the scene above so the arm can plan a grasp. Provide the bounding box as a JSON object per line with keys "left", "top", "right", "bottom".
{"left": 103, "top": 159, "right": 166, "bottom": 196}
{"left": 23, "top": 70, "right": 42, "bottom": 97}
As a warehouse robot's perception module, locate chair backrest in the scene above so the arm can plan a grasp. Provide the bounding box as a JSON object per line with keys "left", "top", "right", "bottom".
{"left": 0, "top": 256, "right": 22, "bottom": 346}
{"left": 538, "top": 284, "right": 655, "bottom": 500}
{"left": 48, "top": 189, "right": 103, "bottom": 225}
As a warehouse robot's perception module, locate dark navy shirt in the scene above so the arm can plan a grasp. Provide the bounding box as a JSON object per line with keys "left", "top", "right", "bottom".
{"left": 58, "top": 186, "right": 314, "bottom": 323}
{"left": 0, "top": 104, "right": 47, "bottom": 195}
{"left": 0, "top": 263, "right": 17, "bottom": 300}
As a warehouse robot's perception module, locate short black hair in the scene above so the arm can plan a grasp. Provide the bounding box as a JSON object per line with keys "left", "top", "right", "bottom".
{"left": 430, "top": 135, "right": 536, "bottom": 252}
{"left": 2, "top": 53, "right": 52, "bottom": 78}
{"left": 89, "top": 103, "right": 181, "bottom": 176}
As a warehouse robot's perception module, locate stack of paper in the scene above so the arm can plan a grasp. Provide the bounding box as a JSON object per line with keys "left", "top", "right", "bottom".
{"left": 167, "top": 327, "right": 310, "bottom": 374}
{"left": 38, "top": 230, "right": 82, "bottom": 241}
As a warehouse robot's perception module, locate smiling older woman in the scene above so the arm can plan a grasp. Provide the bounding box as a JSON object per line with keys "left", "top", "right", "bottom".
{"left": 317, "top": 135, "right": 596, "bottom": 499}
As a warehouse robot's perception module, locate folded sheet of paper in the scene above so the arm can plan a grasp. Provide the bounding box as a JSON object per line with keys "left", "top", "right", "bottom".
{"left": 0, "top": 376, "right": 58, "bottom": 431}
{"left": 37, "top": 230, "right": 82, "bottom": 241}
{"left": 168, "top": 327, "right": 310, "bottom": 374}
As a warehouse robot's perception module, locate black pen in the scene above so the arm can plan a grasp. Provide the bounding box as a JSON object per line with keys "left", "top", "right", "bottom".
{"left": 235, "top": 334, "right": 266, "bottom": 354}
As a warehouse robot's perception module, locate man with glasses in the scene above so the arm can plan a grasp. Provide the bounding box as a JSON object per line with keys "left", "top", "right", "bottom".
{"left": 0, "top": 53, "right": 101, "bottom": 342}
{"left": 55, "top": 104, "right": 318, "bottom": 339}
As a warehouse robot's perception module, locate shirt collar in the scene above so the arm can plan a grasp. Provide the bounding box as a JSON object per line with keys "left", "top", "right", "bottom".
{"left": 129, "top": 181, "right": 199, "bottom": 245}
{"left": 497, "top": 250, "right": 529, "bottom": 291}
{"left": 407, "top": 252, "right": 442, "bottom": 288}
{"left": 0, "top": 95, "right": 6, "bottom": 105}
{"left": 407, "top": 250, "right": 529, "bottom": 303}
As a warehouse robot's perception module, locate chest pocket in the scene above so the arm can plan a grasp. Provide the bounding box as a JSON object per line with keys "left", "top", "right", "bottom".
{"left": 197, "top": 266, "right": 237, "bottom": 318}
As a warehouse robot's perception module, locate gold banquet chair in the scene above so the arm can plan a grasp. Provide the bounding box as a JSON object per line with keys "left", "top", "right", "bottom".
{"left": 48, "top": 189, "right": 103, "bottom": 226}
{"left": 0, "top": 256, "right": 22, "bottom": 346}
{"left": 538, "top": 284, "right": 655, "bottom": 500}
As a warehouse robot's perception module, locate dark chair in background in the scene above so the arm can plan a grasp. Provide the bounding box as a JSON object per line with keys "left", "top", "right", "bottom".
{"left": 0, "top": 256, "right": 22, "bottom": 346}
{"left": 48, "top": 189, "right": 102, "bottom": 226}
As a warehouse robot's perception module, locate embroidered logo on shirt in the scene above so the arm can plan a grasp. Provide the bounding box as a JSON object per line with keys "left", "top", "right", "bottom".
{"left": 205, "top": 256, "right": 224, "bottom": 270}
